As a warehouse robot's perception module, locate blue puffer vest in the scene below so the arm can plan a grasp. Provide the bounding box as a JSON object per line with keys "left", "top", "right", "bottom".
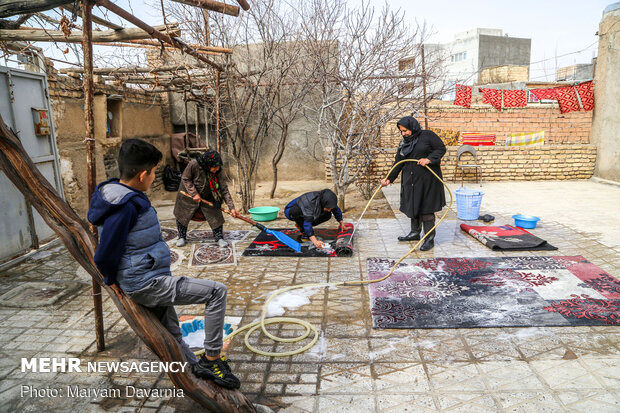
{"left": 98, "top": 183, "right": 171, "bottom": 292}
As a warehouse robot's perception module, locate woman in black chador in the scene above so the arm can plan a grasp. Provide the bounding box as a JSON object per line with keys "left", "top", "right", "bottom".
{"left": 381, "top": 116, "right": 446, "bottom": 251}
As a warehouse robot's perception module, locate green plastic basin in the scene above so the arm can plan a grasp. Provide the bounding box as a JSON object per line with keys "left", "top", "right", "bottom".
{"left": 248, "top": 206, "right": 280, "bottom": 221}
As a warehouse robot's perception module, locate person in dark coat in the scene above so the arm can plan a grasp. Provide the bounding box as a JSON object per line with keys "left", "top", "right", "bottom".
{"left": 380, "top": 116, "right": 446, "bottom": 251}
{"left": 284, "top": 189, "right": 345, "bottom": 249}
{"left": 173, "top": 150, "right": 238, "bottom": 247}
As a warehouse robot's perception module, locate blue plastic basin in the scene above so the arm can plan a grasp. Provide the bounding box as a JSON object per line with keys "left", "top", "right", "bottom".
{"left": 512, "top": 214, "right": 540, "bottom": 229}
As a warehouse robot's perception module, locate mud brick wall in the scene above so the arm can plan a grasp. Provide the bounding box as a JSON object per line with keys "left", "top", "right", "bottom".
{"left": 326, "top": 145, "right": 597, "bottom": 182}
{"left": 47, "top": 72, "right": 172, "bottom": 217}
{"left": 378, "top": 106, "right": 592, "bottom": 147}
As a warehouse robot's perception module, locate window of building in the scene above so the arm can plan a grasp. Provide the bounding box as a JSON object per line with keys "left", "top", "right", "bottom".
{"left": 450, "top": 52, "right": 467, "bottom": 62}
{"left": 106, "top": 97, "right": 123, "bottom": 139}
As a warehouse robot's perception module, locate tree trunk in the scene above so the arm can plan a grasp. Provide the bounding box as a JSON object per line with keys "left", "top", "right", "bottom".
{"left": 0, "top": 115, "right": 256, "bottom": 412}
{"left": 337, "top": 189, "right": 345, "bottom": 211}
{"left": 269, "top": 125, "right": 287, "bottom": 199}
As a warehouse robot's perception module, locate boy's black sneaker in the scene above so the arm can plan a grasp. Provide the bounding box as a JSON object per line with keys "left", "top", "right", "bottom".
{"left": 192, "top": 355, "right": 240, "bottom": 390}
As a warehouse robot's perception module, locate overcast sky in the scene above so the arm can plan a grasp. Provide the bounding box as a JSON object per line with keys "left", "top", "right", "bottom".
{"left": 13, "top": 0, "right": 612, "bottom": 81}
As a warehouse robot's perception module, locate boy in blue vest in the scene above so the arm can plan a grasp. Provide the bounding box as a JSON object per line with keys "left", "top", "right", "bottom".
{"left": 87, "top": 139, "right": 240, "bottom": 390}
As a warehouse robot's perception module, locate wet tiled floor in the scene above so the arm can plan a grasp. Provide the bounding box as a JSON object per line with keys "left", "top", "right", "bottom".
{"left": 0, "top": 181, "right": 618, "bottom": 412}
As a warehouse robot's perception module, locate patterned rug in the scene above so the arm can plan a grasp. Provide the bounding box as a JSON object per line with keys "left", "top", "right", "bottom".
{"left": 189, "top": 243, "right": 237, "bottom": 267}
{"left": 368, "top": 256, "right": 619, "bottom": 329}
{"left": 161, "top": 228, "right": 251, "bottom": 243}
{"left": 242, "top": 224, "right": 354, "bottom": 257}
{"left": 461, "top": 224, "right": 557, "bottom": 251}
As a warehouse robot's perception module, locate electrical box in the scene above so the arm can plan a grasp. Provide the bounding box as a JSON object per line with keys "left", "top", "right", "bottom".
{"left": 31, "top": 108, "right": 51, "bottom": 136}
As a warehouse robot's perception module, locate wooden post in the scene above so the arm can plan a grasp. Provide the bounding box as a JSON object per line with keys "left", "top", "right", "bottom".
{"left": 421, "top": 44, "right": 428, "bottom": 129}
{"left": 195, "top": 102, "right": 199, "bottom": 141}
{"left": 81, "top": 0, "right": 105, "bottom": 352}
{"left": 203, "top": 103, "right": 208, "bottom": 148}
{"left": 184, "top": 89, "right": 189, "bottom": 149}
{"left": 215, "top": 70, "right": 221, "bottom": 152}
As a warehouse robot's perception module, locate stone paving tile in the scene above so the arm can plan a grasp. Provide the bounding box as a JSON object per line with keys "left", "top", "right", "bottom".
{"left": 0, "top": 183, "right": 618, "bottom": 412}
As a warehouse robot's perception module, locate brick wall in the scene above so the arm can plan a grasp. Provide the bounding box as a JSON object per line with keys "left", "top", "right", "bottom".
{"left": 326, "top": 145, "right": 597, "bottom": 182}
{"left": 378, "top": 105, "right": 592, "bottom": 147}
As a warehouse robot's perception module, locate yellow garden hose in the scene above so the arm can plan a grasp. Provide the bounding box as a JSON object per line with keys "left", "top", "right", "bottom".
{"left": 196, "top": 159, "right": 454, "bottom": 357}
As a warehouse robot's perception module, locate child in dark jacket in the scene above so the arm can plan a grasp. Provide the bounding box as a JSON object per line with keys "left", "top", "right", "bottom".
{"left": 87, "top": 139, "right": 240, "bottom": 390}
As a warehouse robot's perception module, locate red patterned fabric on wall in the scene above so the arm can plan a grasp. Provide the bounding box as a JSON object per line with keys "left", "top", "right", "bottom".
{"left": 454, "top": 84, "right": 472, "bottom": 108}
{"left": 575, "top": 81, "right": 594, "bottom": 111}
{"left": 530, "top": 88, "right": 557, "bottom": 101}
{"left": 503, "top": 90, "right": 527, "bottom": 107}
{"left": 554, "top": 86, "right": 581, "bottom": 114}
{"left": 479, "top": 88, "right": 503, "bottom": 111}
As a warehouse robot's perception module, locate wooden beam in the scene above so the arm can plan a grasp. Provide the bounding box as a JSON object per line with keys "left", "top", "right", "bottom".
{"left": 236, "top": 0, "right": 250, "bottom": 11}
{"left": 122, "top": 38, "right": 232, "bottom": 53}
{"left": 60, "top": 4, "right": 123, "bottom": 30}
{"left": 171, "top": 0, "right": 239, "bottom": 17}
{"left": 0, "top": 0, "right": 72, "bottom": 18}
{"left": 91, "top": 41, "right": 223, "bottom": 56}
{"left": 0, "top": 24, "right": 179, "bottom": 43}
{"left": 95, "top": 0, "right": 224, "bottom": 71}
{"left": 60, "top": 64, "right": 197, "bottom": 75}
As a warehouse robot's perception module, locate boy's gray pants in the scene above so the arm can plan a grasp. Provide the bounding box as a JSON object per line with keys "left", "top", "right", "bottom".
{"left": 124, "top": 275, "right": 227, "bottom": 364}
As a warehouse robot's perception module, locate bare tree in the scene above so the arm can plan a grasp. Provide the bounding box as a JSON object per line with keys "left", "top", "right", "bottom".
{"left": 167, "top": 0, "right": 312, "bottom": 212}
{"left": 300, "top": 0, "right": 447, "bottom": 210}
{"left": 268, "top": 41, "right": 318, "bottom": 198}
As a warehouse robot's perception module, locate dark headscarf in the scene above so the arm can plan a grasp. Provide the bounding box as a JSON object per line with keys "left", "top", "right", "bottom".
{"left": 319, "top": 189, "right": 338, "bottom": 210}
{"left": 197, "top": 150, "right": 223, "bottom": 173}
{"left": 297, "top": 189, "right": 338, "bottom": 221}
{"left": 396, "top": 116, "right": 422, "bottom": 157}
{"left": 196, "top": 150, "right": 223, "bottom": 202}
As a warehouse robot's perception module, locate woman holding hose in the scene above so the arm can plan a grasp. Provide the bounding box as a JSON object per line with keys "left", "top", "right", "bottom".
{"left": 380, "top": 116, "right": 446, "bottom": 251}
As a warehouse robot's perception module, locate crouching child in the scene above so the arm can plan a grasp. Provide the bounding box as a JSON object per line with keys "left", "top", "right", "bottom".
{"left": 87, "top": 139, "right": 240, "bottom": 390}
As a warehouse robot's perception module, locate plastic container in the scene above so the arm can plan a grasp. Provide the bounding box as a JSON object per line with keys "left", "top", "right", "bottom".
{"left": 512, "top": 214, "right": 540, "bottom": 229}
{"left": 181, "top": 318, "right": 232, "bottom": 337}
{"left": 456, "top": 188, "right": 484, "bottom": 220}
{"left": 248, "top": 206, "right": 279, "bottom": 221}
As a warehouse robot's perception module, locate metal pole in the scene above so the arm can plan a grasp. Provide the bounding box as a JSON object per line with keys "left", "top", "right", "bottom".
{"left": 421, "top": 44, "right": 428, "bottom": 129}
{"left": 81, "top": 0, "right": 105, "bottom": 352}
{"left": 215, "top": 70, "right": 220, "bottom": 152}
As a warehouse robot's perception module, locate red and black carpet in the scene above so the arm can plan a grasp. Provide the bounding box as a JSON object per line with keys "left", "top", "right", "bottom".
{"left": 461, "top": 224, "right": 557, "bottom": 251}
{"left": 368, "top": 256, "right": 619, "bottom": 329}
{"left": 242, "top": 224, "right": 355, "bottom": 257}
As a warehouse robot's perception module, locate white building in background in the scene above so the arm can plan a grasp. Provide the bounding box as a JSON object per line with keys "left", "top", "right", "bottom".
{"left": 400, "top": 28, "right": 531, "bottom": 99}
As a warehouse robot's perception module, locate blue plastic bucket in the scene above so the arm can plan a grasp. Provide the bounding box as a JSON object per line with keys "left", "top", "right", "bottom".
{"left": 456, "top": 188, "right": 484, "bottom": 220}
